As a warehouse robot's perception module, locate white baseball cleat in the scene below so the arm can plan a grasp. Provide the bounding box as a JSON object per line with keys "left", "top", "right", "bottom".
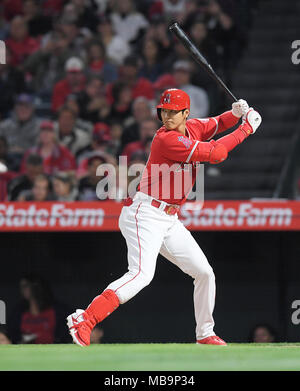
{"left": 67, "top": 309, "right": 91, "bottom": 347}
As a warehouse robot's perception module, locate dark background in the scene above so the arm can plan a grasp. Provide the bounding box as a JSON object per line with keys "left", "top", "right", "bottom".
{"left": 1, "top": 230, "right": 300, "bottom": 343}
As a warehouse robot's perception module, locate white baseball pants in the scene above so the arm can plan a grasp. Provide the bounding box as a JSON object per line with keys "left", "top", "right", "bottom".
{"left": 106, "top": 192, "right": 216, "bottom": 340}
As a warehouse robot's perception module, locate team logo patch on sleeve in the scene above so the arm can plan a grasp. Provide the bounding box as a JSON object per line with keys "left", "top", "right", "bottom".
{"left": 178, "top": 135, "right": 193, "bottom": 149}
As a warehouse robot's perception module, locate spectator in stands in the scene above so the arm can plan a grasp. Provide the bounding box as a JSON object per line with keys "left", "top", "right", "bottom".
{"left": 110, "top": 0, "right": 149, "bottom": 46}
{"left": 110, "top": 81, "right": 133, "bottom": 124}
{"left": 41, "top": 0, "right": 64, "bottom": 17}
{"left": 7, "top": 273, "right": 70, "bottom": 343}
{"left": 0, "top": 93, "right": 41, "bottom": 153}
{"left": 52, "top": 56, "right": 86, "bottom": 112}
{"left": 149, "top": 0, "right": 188, "bottom": 24}
{"left": 153, "top": 73, "right": 176, "bottom": 102}
{"left": 185, "top": 0, "right": 236, "bottom": 83}
{"left": 0, "top": 326, "right": 11, "bottom": 344}
{"left": 144, "top": 16, "right": 172, "bottom": 60}
{"left": 0, "top": 159, "right": 18, "bottom": 202}
{"left": 90, "top": 324, "right": 104, "bottom": 344}
{"left": 185, "top": 0, "right": 234, "bottom": 36}
{"left": 122, "top": 118, "right": 158, "bottom": 162}
{"left": 129, "top": 150, "right": 148, "bottom": 166}
{"left": 139, "top": 38, "right": 164, "bottom": 83}
{"left": 96, "top": 15, "right": 131, "bottom": 66}
{"left": 0, "top": 46, "right": 25, "bottom": 120}
{"left": 78, "top": 152, "right": 108, "bottom": 201}
{"left": 85, "top": 121, "right": 122, "bottom": 162}
{"left": 69, "top": 0, "right": 99, "bottom": 33}
{"left": 24, "top": 30, "right": 76, "bottom": 98}
{"left": 187, "top": 17, "right": 222, "bottom": 103}
{"left": 86, "top": 40, "right": 118, "bottom": 83}
{"left": 189, "top": 18, "right": 220, "bottom": 71}
{"left": 63, "top": 94, "right": 93, "bottom": 135}
{"left": 0, "top": 136, "right": 20, "bottom": 172}
{"left": 3, "top": 0, "right": 23, "bottom": 21}
{"left": 205, "top": 0, "right": 236, "bottom": 82}
{"left": 0, "top": 5, "right": 10, "bottom": 41}
{"left": 58, "top": 12, "right": 93, "bottom": 60}
{"left": 76, "top": 122, "right": 117, "bottom": 176}
{"left": 7, "top": 154, "right": 43, "bottom": 201}
{"left": 172, "top": 60, "right": 210, "bottom": 117}
{"left": 21, "top": 120, "right": 76, "bottom": 175}
{"left": 248, "top": 324, "right": 277, "bottom": 343}
{"left": 52, "top": 171, "right": 78, "bottom": 201}
{"left": 22, "top": 0, "right": 53, "bottom": 38}
{"left": 18, "top": 173, "right": 53, "bottom": 201}
{"left": 121, "top": 96, "right": 154, "bottom": 149}
{"left": 109, "top": 121, "right": 123, "bottom": 158}
{"left": 5, "top": 15, "right": 40, "bottom": 67}
{"left": 107, "top": 55, "right": 154, "bottom": 106}
{"left": 162, "top": 34, "right": 191, "bottom": 71}
{"left": 55, "top": 106, "right": 91, "bottom": 157}
{"left": 77, "top": 75, "right": 110, "bottom": 124}
{"left": 60, "top": 2, "right": 78, "bottom": 24}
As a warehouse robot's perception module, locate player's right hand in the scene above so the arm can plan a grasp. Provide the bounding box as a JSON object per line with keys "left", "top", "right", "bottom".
{"left": 232, "top": 99, "right": 249, "bottom": 118}
{"left": 242, "top": 108, "right": 262, "bottom": 134}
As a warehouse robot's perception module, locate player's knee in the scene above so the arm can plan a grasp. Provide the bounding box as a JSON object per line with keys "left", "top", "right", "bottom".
{"left": 195, "top": 265, "right": 215, "bottom": 281}
{"left": 115, "top": 273, "right": 154, "bottom": 304}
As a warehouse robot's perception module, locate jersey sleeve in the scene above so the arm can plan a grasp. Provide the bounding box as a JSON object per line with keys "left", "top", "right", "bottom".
{"left": 158, "top": 132, "right": 212, "bottom": 163}
{"left": 158, "top": 132, "right": 200, "bottom": 163}
{"left": 192, "top": 110, "right": 240, "bottom": 141}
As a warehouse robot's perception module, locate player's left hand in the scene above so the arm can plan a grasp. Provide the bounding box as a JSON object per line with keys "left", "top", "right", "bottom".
{"left": 242, "top": 108, "right": 262, "bottom": 134}
{"left": 232, "top": 99, "right": 249, "bottom": 118}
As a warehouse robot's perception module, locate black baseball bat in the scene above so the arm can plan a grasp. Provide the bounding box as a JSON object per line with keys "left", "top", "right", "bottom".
{"left": 169, "top": 22, "right": 238, "bottom": 102}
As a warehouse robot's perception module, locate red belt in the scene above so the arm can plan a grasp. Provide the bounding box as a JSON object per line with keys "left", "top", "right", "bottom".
{"left": 124, "top": 197, "right": 179, "bottom": 215}
{"left": 150, "top": 199, "right": 180, "bottom": 215}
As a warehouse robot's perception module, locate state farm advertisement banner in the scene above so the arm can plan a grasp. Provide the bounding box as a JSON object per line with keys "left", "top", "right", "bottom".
{"left": 0, "top": 200, "right": 299, "bottom": 231}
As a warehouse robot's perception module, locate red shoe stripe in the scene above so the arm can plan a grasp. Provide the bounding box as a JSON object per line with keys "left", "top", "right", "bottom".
{"left": 76, "top": 332, "right": 88, "bottom": 346}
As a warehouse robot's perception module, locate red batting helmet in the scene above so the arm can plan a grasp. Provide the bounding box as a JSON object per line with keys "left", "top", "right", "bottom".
{"left": 156, "top": 88, "right": 190, "bottom": 121}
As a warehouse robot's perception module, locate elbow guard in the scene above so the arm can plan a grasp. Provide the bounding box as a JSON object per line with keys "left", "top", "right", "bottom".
{"left": 208, "top": 140, "right": 228, "bottom": 164}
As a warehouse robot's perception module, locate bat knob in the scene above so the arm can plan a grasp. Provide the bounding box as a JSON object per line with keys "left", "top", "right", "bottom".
{"left": 169, "top": 22, "right": 179, "bottom": 31}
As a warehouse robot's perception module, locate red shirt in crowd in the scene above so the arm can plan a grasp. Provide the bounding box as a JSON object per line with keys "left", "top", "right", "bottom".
{"left": 51, "top": 76, "right": 86, "bottom": 112}
{"left": 21, "top": 144, "right": 76, "bottom": 175}
{"left": 21, "top": 308, "right": 56, "bottom": 344}
{"left": 5, "top": 36, "right": 40, "bottom": 66}
{"left": 6, "top": 35, "right": 40, "bottom": 67}
{"left": 0, "top": 171, "right": 18, "bottom": 201}
{"left": 122, "top": 141, "right": 145, "bottom": 162}
{"left": 106, "top": 77, "right": 154, "bottom": 105}
{"left": 3, "top": 0, "right": 23, "bottom": 20}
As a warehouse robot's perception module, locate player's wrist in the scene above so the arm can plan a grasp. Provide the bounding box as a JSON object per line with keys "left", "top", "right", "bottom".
{"left": 240, "top": 124, "right": 252, "bottom": 137}
{"left": 231, "top": 109, "right": 242, "bottom": 118}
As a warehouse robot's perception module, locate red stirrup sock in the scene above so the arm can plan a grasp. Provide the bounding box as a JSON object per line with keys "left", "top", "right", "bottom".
{"left": 85, "top": 289, "right": 120, "bottom": 327}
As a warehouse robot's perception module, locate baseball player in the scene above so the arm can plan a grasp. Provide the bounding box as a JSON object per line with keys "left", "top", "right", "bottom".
{"left": 67, "top": 88, "right": 262, "bottom": 346}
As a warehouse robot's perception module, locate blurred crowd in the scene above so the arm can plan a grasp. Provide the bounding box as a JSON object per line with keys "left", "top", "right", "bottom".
{"left": 0, "top": 273, "right": 104, "bottom": 344}
{"left": 0, "top": 0, "right": 258, "bottom": 202}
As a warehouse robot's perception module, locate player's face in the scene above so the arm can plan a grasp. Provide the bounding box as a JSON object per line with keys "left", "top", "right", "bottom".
{"left": 161, "top": 108, "right": 189, "bottom": 130}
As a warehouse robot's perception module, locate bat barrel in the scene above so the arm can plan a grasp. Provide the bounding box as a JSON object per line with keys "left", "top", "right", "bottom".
{"left": 169, "top": 23, "right": 238, "bottom": 102}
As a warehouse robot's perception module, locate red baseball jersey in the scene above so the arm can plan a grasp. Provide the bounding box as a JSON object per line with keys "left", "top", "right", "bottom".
{"left": 138, "top": 111, "right": 238, "bottom": 205}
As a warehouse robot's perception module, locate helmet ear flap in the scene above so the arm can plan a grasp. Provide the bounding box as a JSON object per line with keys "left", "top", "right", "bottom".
{"left": 157, "top": 108, "right": 162, "bottom": 121}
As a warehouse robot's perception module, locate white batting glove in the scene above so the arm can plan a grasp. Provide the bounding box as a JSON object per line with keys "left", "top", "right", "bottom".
{"left": 232, "top": 99, "right": 249, "bottom": 118}
{"left": 242, "top": 108, "right": 262, "bottom": 134}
